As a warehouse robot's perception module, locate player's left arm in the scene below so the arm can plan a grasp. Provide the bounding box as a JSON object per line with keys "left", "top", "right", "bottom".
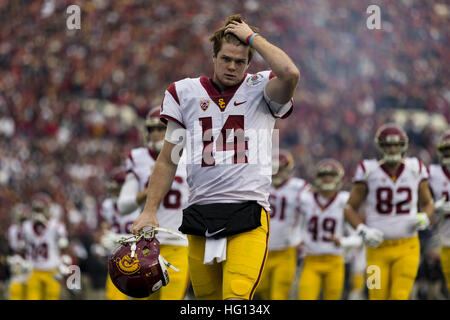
{"left": 418, "top": 179, "right": 434, "bottom": 220}
{"left": 224, "top": 20, "right": 300, "bottom": 104}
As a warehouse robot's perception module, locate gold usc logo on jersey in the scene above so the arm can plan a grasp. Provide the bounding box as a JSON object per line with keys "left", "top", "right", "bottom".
{"left": 116, "top": 253, "right": 141, "bottom": 275}
{"left": 218, "top": 98, "right": 226, "bottom": 109}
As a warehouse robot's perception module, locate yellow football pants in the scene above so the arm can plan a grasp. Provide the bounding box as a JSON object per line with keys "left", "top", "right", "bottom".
{"left": 366, "top": 236, "right": 420, "bottom": 300}
{"left": 298, "top": 254, "right": 344, "bottom": 300}
{"left": 9, "top": 282, "right": 27, "bottom": 300}
{"left": 135, "top": 245, "right": 189, "bottom": 300}
{"left": 187, "top": 208, "right": 270, "bottom": 300}
{"left": 106, "top": 274, "right": 129, "bottom": 300}
{"left": 27, "top": 270, "right": 61, "bottom": 300}
{"left": 440, "top": 246, "right": 450, "bottom": 294}
{"left": 256, "top": 247, "right": 296, "bottom": 300}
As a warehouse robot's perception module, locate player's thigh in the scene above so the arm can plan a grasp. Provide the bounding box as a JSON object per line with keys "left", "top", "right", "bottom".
{"left": 298, "top": 257, "right": 322, "bottom": 300}
{"left": 440, "top": 247, "right": 450, "bottom": 287}
{"left": 9, "top": 282, "right": 27, "bottom": 300}
{"left": 187, "top": 235, "right": 222, "bottom": 300}
{"left": 106, "top": 274, "right": 128, "bottom": 300}
{"left": 366, "top": 247, "right": 390, "bottom": 300}
{"left": 222, "top": 208, "right": 270, "bottom": 300}
{"left": 153, "top": 245, "right": 190, "bottom": 300}
{"left": 271, "top": 248, "right": 297, "bottom": 300}
{"left": 390, "top": 238, "right": 420, "bottom": 300}
{"left": 254, "top": 256, "right": 273, "bottom": 300}
{"left": 43, "top": 271, "right": 61, "bottom": 300}
{"left": 323, "top": 256, "right": 344, "bottom": 300}
{"left": 27, "top": 271, "right": 43, "bottom": 300}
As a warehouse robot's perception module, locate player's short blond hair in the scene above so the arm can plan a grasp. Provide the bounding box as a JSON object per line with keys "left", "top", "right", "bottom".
{"left": 209, "top": 14, "right": 259, "bottom": 63}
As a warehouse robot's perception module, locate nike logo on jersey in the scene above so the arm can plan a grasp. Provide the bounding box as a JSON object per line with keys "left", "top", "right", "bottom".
{"left": 205, "top": 227, "right": 226, "bottom": 238}
{"left": 234, "top": 101, "right": 246, "bottom": 106}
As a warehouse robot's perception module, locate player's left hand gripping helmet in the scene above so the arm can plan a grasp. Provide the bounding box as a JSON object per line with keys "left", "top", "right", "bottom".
{"left": 108, "top": 227, "right": 182, "bottom": 298}
{"left": 272, "top": 149, "right": 295, "bottom": 187}
{"left": 437, "top": 130, "right": 450, "bottom": 167}
{"left": 144, "top": 107, "right": 166, "bottom": 152}
{"left": 374, "top": 123, "right": 408, "bottom": 164}
{"left": 314, "top": 159, "right": 344, "bottom": 192}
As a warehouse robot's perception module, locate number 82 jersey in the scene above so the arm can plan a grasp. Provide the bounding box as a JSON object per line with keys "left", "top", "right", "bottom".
{"left": 352, "top": 157, "right": 429, "bottom": 240}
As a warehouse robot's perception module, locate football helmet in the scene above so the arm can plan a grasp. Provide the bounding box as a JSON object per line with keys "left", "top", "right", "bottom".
{"left": 144, "top": 107, "right": 166, "bottom": 152}
{"left": 108, "top": 227, "right": 183, "bottom": 298}
{"left": 31, "top": 192, "right": 52, "bottom": 226}
{"left": 272, "top": 149, "right": 295, "bottom": 186}
{"left": 437, "top": 130, "right": 450, "bottom": 167}
{"left": 374, "top": 123, "right": 408, "bottom": 164}
{"left": 314, "top": 159, "right": 344, "bottom": 191}
{"left": 105, "top": 167, "right": 127, "bottom": 195}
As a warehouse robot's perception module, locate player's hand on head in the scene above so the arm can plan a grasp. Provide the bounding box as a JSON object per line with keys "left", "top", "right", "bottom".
{"left": 225, "top": 20, "right": 255, "bottom": 43}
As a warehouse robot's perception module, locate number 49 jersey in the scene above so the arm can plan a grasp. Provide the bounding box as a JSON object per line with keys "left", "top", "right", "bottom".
{"left": 352, "top": 157, "right": 429, "bottom": 240}
{"left": 268, "top": 177, "right": 309, "bottom": 251}
{"left": 126, "top": 147, "right": 189, "bottom": 246}
{"left": 160, "top": 71, "right": 293, "bottom": 212}
{"left": 298, "top": 190, "right": 350, "bottom": 256}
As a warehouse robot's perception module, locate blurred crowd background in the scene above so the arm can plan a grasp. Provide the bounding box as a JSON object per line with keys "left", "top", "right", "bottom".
{"left": 0, "top": 0, "right": 448, "bottom": 299}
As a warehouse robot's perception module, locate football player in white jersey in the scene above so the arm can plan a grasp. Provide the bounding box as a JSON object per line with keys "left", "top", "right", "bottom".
{"left": 98, "top": 167, "right": 135, "bottom": 300}
{"left": 344, "top": 123, "right": 434, "bottom": 300}
{"left": 255, "top": 150, "right": 309, "bottom": 300}
{"left": 7, "top": 203, "right": 33, "bottom": 300}
{"left": 131, "top": 14, "right": 300, "bottom": 300}
{"left": 22, "top": 193, "right": 69, "bottom": 300}
{"left": 428, "top": 129, "right": 450, "bottom": 294}
{"left": 297, "top": 159, "right": 362, "bottom": 300}
{"left": 117, "top": 107, "right": 190, "bottom": 300}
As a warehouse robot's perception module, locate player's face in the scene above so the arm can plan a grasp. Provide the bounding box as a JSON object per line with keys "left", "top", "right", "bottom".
{"left": 383, "top": 143, "right": 403, "bottom": 156}
{"left": 213, "top": 41, "right": 249, "bottom": 89}
{"left": 147, "top": 125, "right": 166, "bottom": 144}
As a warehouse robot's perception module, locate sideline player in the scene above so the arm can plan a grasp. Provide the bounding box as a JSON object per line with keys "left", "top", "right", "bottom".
{"left": 256, "top": 150, "right": 309, "bottom": 300}
{"left": 131, "top": 14, "right": 300, "bottom": 300}
{"left": 117, "top": 107, "right": 190, "bottom": 300}
{"left": 428, "top": 130, "right": 450, "bottom": 294}
{"left": 344, "top": 123, "right": 434, "bottom": 300}
{"left": 297, "top": 159, "right": 362, "bottom": 300}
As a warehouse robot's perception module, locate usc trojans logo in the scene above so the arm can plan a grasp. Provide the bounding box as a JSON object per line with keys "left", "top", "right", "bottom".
{"left": 116, "top": 253, "right": 141, "bottom": 275}
{"left": 217, "top": 98, "right": 226, "bottom": 109}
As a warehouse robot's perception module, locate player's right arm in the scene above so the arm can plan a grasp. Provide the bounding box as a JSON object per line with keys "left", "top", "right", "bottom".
{"left": 344, "top": 182, "right": 367, "bottom": 228}
{"left": 131, "top": 139, "right": 179, "bottom": 234}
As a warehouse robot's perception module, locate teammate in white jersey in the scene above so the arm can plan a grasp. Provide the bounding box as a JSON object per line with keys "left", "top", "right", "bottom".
{"left": 344, "top": 123, "right": 434, "bottom": 300}
{"left": 117, "top": 107, "right": 190, "bottom": 300}
{"left": 131, "top": 14, "right": 300, "bottom": 300}
{"left": 22, "top": 193, "right": 69, "bottom": 300}
{"left": 7, "top": 203, "right": 33, "bottom": 300}
{"left": 256, "top": 150, "right": 309, "bottom": 300}
{"left": 298, "top": 159, "right": 362, "bottom": 300}
{"left": 428, "top": 130, "right": 450, "bottom": 294}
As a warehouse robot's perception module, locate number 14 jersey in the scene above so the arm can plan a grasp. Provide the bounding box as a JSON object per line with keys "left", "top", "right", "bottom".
{"left": 352, "top": 157, "right": 429, "bottom": 240}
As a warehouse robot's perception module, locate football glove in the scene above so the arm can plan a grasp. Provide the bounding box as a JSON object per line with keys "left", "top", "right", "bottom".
{"left": 435, "top": 197, "right": 450, "bottom": 216}
{"left": 411, "top": 212, "right": 430, "bottom": 231}
{"left": 356, "top": 223, "right": 384, "bottom": 248}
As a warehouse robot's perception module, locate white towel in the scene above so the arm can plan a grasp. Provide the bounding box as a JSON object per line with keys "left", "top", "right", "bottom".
{"left": 203, "top": 237, "right": 227, "bottom": 265}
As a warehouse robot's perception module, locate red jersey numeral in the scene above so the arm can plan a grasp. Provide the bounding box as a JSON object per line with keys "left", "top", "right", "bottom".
{"left": 376, "top": 186, "right": 412, "bottom": 215}
{"left": 307, "top": 216, "right": 336, "bottom": 242}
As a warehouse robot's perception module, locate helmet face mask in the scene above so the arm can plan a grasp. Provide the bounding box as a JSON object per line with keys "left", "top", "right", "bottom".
{"left": 272, "top": 150, "right": 294, "bottom": 187}
{"left": 314, "top": 159, "right": 344, "bottom": 192}
{"left": 437, "top": 130, "right": 450, "bottom": 167}
{"left": 374, "top": 124, "right": 408, "bottom": 164}
{"left": 144, "top": 107, "right": 166, "bottom": 152}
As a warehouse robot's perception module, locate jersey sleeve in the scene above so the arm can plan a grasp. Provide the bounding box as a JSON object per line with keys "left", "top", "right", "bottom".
{"left": 125, "top": 151, "right": 139, "bottom": 181}
{"left": 160, "top": 82, "right": 185, "bottom": 128}
{"left": 261, "top": 70, "right": 294, "bottom": 119}
{"left": 352, "top": 161, "right": 367, "bottom": 183}
{"left": 418, "top": 159, "right": 429, "bottom": 181}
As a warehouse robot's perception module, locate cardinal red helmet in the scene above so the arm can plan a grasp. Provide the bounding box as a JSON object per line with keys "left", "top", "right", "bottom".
{"left": 272, "top": 149, "right": 295, "bottom": 186}
{"left": 314, "top": 159, "right": 344, "bottom": 191}
{"left": 144, "top": 107, "right": 166, "bottom": 151}
{"left": 374, "top": 123, "right": 408, "bottom": 164}
{"left": 437, "top": 130, "right": 450, "bottom": 166}
{"left": 106, "top": 167, "right": 127, "bottom": 194}
{"left": 108, "top": 236, "right": 170, "bottom": 298}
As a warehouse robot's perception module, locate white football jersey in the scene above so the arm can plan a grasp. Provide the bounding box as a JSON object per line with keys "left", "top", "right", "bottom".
{"left": 100, "top": 197, "right": 139, "bottom": 234}
{"left": 126, "top": 147, "right": 189, "bottom": 246}
{"left": 298, "top": 190, "right": 350, "bottom": 255}
{"left": 160, "top": 71, "right": 293, "bottom": 212}
{"left": 352, "top": 157, "right": 429, "bottom": 239}
{"left": 428, "top": 164, "right": 450, "bottom": 246}
{"left": 22, "top": 219, "right": 67, "bottom": 271}
{"left": 8, "top": 224, "right": 25, "bottom": 253}
{"left": 268, "top": 177, "right": 309, "bottom": 250}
